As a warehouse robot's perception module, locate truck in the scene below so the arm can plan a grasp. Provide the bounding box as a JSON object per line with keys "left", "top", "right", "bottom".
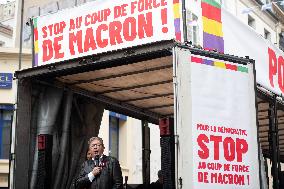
{"left": 12, "top": 0, "right": 281, "bottom": 188}
{"left": 14, "top": 43, "right": 264, "bottom": 189}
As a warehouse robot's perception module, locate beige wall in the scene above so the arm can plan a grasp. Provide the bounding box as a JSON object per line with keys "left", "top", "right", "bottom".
{"left": 0, "top": 160, "right": 9, "bottom": 187}
{"left": 99, "top": 112, "right": 143, "bottom": 184}
{"left": 119, "top": 119, "right": 128, "bottom": 177}
{"left": 0, "top": 47, "right": 31, "bottom": 188}
{"left": 98, "top": 110, "right": 109, "bottom": 156}
{"left": 0, "top": 47, "right": 32, "bottom": 104}
{"left": 99, "top": 110, "right": 161, "bottom": 185}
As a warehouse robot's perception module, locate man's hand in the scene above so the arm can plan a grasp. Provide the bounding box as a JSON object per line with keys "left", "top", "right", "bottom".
{"left": 92, "top": 167, "right": 102, "bottom": 176}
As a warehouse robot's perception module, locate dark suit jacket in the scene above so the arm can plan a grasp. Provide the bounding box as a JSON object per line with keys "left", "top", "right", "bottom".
{"left": 75, "top": 155, "right": 123, "bottom": 189}
{"left": 149, "top": 181, "right": 163, "bottom": 189}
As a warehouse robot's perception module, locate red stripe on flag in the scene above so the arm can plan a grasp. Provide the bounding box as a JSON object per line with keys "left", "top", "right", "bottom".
{"left": 201, "top": 2, "right": 221, "bottom": 23}
{"left": 225, "top": 63, "right": 237, "bottom": 71}
{"left": 173, "top": 0, "right": 179, "bottom": 4}
{"left": 191, "top": 56, "right": 202, "bottom": 63}
{"left": 34, "top": 29, "right": 38, "bottom": 41}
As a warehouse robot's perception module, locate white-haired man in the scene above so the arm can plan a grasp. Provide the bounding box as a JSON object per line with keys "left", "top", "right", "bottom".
{"left": 75, "top": 137, "right": 123, "bottom": 189}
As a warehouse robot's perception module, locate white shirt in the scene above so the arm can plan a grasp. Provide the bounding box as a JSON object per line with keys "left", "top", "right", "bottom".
{"left": 88, "top": 155, "right": 103, "bottom": 182}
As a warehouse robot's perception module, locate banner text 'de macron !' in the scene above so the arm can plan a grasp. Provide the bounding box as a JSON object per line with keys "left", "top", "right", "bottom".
{"left": 34, "top": 0, "right": 177, "bottom": 66}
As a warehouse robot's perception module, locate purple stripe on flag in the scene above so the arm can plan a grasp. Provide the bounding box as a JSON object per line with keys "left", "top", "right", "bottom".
{"left": 203, "top": 32, "right": 224, "bottom": 53}
{"left": 174, "top": 19, "right": 181, "bottom": 32}
{"left": 34, "top": 54, "right": 38, "bottom": 67}
{"left": 202, "top": 59, "right": 214, "bottom": 66}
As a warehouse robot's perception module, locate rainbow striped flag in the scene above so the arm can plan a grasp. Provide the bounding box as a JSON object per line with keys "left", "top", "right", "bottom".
{"left": 33, "top": 18, "right": 39, "bottom": 67}
{"left": 191, "top": 56, "right": 248, "bottom": 73}
{"left": 201, "top": 0, "right": 224, "bottom": 53}
{"left": 173, "top": 0, "right": 181, "bottom": 41}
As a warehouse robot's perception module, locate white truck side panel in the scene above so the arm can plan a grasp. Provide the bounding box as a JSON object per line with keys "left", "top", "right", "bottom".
{"left": 174, "top": 47, "right": 260, "bottom": 189}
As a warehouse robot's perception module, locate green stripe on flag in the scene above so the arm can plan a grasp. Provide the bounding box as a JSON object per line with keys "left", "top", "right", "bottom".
{"left": 237, "top": 66, "right": 248, "bottom": 73}
{"left": 202, "top": 0, "right": 221, "bottom": 9}
{"left": 33, "top": 18, "right": 37, "bottom": 28}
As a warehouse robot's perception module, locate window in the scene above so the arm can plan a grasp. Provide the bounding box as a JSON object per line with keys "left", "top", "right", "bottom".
{"left": 261, "top": 0, "right": 270, "bottom": 4}
{"left": 186, "top": 10, "right": 200, "bottom": 45}
{"left": 279, "top": 32, "right": 284, "bottom": 51}
{"left": 248, "top": 15, "right": 255, "bottom": 29}
{"left": 192, "top": 14, "right": 199, "bottom": 46}
{"left": 0, "top": 108, "right": 12, "bottom": 159}
{"left": 108, "top": 112, "right": 127, "bottom": 160}
{"left": 109, "top": 116, "right": 119, "bottom": 159}
{"left": 264, "top": 28, "right": 271, "bottom": 41}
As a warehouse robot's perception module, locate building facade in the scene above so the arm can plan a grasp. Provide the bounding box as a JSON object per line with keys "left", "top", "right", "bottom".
{"left": 0, "top": 47, "right": 31, "bottom": 188}
{"left": 0, "top": 1, "right": 15, "bottom": 23}
{"left": 186, "top": 0, "right": 284, "bottom": 48}
{"left": 0, "top": 23, "right": 13, "bottom": 47}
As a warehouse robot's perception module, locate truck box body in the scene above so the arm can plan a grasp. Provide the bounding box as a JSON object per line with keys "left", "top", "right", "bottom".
{"left": 14, "top": 41, "right": 262, "bottom": 188}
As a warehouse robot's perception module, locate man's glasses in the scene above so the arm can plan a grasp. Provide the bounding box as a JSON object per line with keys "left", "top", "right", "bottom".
{"left": 91, "top": 144, "right": 102, "bottom": 148}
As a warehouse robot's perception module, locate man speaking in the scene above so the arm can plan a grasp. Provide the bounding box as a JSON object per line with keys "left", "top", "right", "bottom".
{"left": 75, "top": 137, "right": 123, "bottom": 189}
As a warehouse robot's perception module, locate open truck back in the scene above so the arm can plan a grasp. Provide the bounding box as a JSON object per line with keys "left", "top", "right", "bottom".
{"left": 14, "top": 40, "right": 262, "bottom": 189}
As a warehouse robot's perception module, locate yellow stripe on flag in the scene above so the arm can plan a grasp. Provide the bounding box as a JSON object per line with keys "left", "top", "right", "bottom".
{"left": 173, "top": 4, "right": 180, "bottom": 18}
{"left": 202, "top": 17, "right": 223, "bottom": 37}
{"left": 214, "top": 61, "right": 226, "bottom": 68}
{"left": 35, "top": 41, "right": 39, "bottom": 53}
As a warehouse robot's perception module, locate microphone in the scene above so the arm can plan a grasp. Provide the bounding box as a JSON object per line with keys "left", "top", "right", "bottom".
{"left": 99, "top": 156, "right": 106, "bottom": 167}
{"left": 94, "top": 155, "right": 100, "bottom": 167}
